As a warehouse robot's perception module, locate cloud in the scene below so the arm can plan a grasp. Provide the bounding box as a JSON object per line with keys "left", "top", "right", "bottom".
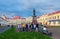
{"left": 0, "top": 11, "right": 16, "bottom": 18}
{"left": 0, "top": 0, "right": 60, "bottom": 17}
{"left": 36, "top": 0, "right": 60, "bottom": 14}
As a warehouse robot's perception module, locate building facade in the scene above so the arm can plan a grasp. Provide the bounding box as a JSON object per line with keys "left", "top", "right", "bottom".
{"left": 1, "top": 11, "right": 60, "bottom": 26}
{"left": 37, "top": 11, "right": 60, "bottom": 26}
{"left": 25, "top": 16, "right": 32, "bottom": 23}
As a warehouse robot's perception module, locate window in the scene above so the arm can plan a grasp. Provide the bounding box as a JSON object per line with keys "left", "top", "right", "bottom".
{"left": 45, "top": 18, "right": 47, "bottom": 20}
{"left": 49, "top": 22, "right": 51, "bottom": 24}
{"left": 53, "top": 22, "right": 55, "bottom": 24}
{"left": 52, "top": 16, "right": 56, "bottom": 19}
{"left": 49, "top": 17, "right": 51, "bottom": 19}
{"left": 52, "top": 17, "right": 55, "bottom": 19}
{"left": 55, "top": 16, "right": 56, "bottom": 19}
{"left": 57, "top": 16, "right": 59, "bottom": 19}
{"left": 50, "top": 17, "right": 51, "bottom": 19}
{"left": 58, "top": 22, "right": 60, "bottom": 24}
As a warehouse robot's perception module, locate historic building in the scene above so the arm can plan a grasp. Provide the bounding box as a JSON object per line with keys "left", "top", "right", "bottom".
{"left": 0, "top": 16, "right": 7, "bottom": 26}
{"left": 6, "top": 16, "right": 26, "bottom": 25}
{"left": 37, "top": 11, "right": 60, "bottom": 26}
{"left": 0, "top": 16, "right": 26, "bottom": 25}
{"left": 25, "top": 16, "right": 32, "bottom": 23}
{"left": 0, "top": 11, "right": 60, "bottom": 26}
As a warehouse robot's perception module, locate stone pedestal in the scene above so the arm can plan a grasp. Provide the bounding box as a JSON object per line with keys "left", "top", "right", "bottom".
{"left": 32, "top": 9, "right": 37, "bottom": 24}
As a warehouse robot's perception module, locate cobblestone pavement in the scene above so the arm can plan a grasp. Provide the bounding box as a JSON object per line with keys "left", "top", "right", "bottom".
{"left": 47, "top": 27, "right": 60, "bottom": 39}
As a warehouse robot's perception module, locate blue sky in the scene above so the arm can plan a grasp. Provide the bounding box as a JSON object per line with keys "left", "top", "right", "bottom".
{"left": 0, "top": 0, "right": 60, "bottom": 18}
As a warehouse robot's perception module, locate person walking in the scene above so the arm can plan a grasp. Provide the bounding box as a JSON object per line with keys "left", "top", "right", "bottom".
{"left": 16, "top": 24, "right": 20, "bottom": 32}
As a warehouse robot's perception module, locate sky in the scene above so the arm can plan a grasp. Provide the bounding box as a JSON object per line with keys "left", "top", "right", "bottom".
{"left": 0, "top": 0, "right": 60, "bottom": 18}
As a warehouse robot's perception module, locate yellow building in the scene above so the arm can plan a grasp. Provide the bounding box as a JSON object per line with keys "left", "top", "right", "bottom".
{"left": 25, "top": 16, "right": 33, "bottom": 23}
{"left": 37, "top": 11, "right": 60, "bottom": 26}
{"left": 1, "top": 11, "right": 60, "bottom": 26}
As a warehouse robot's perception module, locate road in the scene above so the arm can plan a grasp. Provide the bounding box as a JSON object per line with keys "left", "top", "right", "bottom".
{"left": 47, "top": 27, "right": 60, "bottom": 39}
{"left": 0, "top": 26, "right": 10, "bottom": 33}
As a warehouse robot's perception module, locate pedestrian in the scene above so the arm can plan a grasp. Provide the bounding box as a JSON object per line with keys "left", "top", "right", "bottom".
{"left": 11, "top": 24, "right": 14, "bottom": 31}
{"left": 19, "top": 24, "right": 22, "bottom": 31}
{"left": 22, "top": 23, "right": 26, "bottom": 31}
{"left": 31, "top": 23, "right": 34, "bottom": 31}
{"left": 0, "top": 24, "right": 1, "bottom": 27}
{"left": 27, "top": 23, "right": 31, "bottom": 31}
{"left": 20, "top": 23, "right": 23, "bottom": 31}
{"left": 29, "top": 24, "right": 31, "bottom": 31}
{"left": 7, "top": 25, "right": 10, "bottom": 27}
{"left": 16, "top": 24, "right": 20, "bottom": 32}
{"left": 36, "top": 23, "right": 39, "bottom": 32}
{"left": 26, "top": 24, "right": 28, "bottom": 32}
{"left": 42, "top": 25, "right": 48, "bottom": 34}
{"left": 42, "top": 26, "right": 47, "bottom": 31}
{"left": 34, "top": 24, "right": 36, "bottom": 31}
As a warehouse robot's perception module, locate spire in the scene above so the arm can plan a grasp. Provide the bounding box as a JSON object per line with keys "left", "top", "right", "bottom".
{"left": 33, "top": 8, "right": 36, "bottom": 17}
{"left": 32, "top": 9, "right": 37, "bottom": 24}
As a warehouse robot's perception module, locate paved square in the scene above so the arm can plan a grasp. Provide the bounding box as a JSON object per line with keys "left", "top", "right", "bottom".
{"left": 48, "top": 27, "right": 60, "bottom": 39}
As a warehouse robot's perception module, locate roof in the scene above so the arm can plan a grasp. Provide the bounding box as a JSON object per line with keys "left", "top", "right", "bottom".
{"left": 6, "top": 16, "right": 21, "bottom": 20}
{"left": 14, "top": 16, "right": 21, "bottom": 19}
{"left": 48, "top": 10, "right": 60, "bottom": 16}
{"left": 0, "top": 17, "right": 7, "bottom": 21}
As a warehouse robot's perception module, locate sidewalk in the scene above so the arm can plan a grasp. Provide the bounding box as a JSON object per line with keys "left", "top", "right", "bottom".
{"left": 47, "top": 27, "right": 60, "bottom": 39}
{"left": 0, "top": 26, "right": 10, "bottom": 33}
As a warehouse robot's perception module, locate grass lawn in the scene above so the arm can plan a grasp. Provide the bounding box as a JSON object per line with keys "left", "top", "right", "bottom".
{"left": 0, "top": 27, "right": 52, "bottom": 39}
